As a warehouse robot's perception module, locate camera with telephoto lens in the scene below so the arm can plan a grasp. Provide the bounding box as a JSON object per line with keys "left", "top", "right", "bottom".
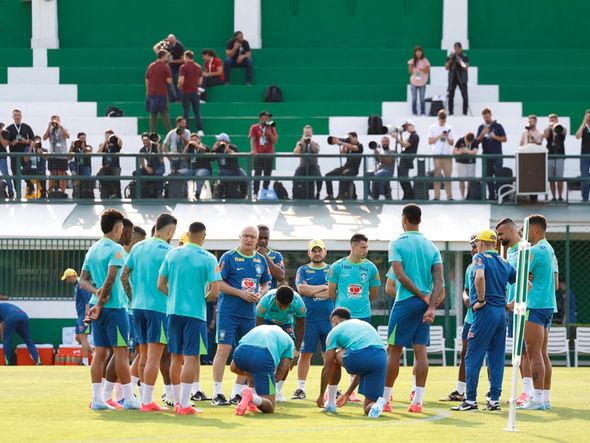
{"left": 525, "top": 125, "right": 533, "bottom": 130}
{"left": 33, "top": 141, "right": 43, "bottom": 151}
{"left": 149, "top": 132, "right": 160, "bottom": 143}
{"left": 176, "top": 128, "right": 185, "bottom": 136}
{"left": 263, "top": 121, "right": 276, "bottom": 128}
{"left": 158, "top": 39, "right": 170, "bottom": 51}
{"left": 553, "top": 124, "right": 565, "bottom": 135}
{"left": 107, "top": 134, "right": 119, "bottom": 146}
{"left": 214, "top": 142, "right": 228, "bottom": 153}
{"left": 1, "top": 129, "right": 8, "bottom": 140}
{"left": 327, "top": 136, "right": 350, "bottom": 145}
{"left": 73, "top": 139, "right": 84, "bottom": 150}
{"left": 390, "top": 126, "right": 404, "bottom": 135}
{"left": 304, "top": 138, "right": 311, "bottom": 144}
{"left": 368, "top": 141, "right": 380, "bottom": 150}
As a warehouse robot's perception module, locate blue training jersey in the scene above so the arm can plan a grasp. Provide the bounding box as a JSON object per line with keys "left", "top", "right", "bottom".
{"left": 295, "top": 263, "right": 333, "bottom": 322}
{"left": 267, "top": 249, "right": 285, "bottom": 290}
{"left": 469, "top": 250, "right": 516, "bottom": 307}
{"left": 74, "top": 280, "right": 92, "bottom": 318}
{"left": 0, "top": 303, "right": 25, "bottom": 321}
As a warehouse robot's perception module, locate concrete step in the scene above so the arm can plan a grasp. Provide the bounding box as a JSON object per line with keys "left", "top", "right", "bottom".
{"left": 429, "top": 66, "right": 478, "bottom": 86}
{"left": 0, "top": 101, "right": 97, "bottom": 118}
{"left": 0, "top": 115, "right": 138, "bottom": 136}
{"left": 382, "top": 101, "right": 523, "bottom": 118}
{"left": 7, "top": 67, "right": 60, "bottom": 85}
{"left": 0, "top": 84, "right": 77, "bottom": 102}
{"left": 406, "top": 84, "right": 499, "bottom": 104}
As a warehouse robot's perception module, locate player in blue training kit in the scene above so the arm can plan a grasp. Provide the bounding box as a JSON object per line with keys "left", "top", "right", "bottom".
{"left": 231, "top": 324, "right": 294, "bottom": 415}
{"left": 62, "top": 268, "right": 93, "bottom": 366}
{"left": 520, "top": 215, "right": 559, "bottom": 410}
{"left": 158, "top": 221, "right": 221, "bottom": 415}
{"left": 256, "top": 285, "right": 306, "bottom": 401}
{"left": 293, "top": 239, "right": 333, "bottom": 400}
{"left": 122, "top": 213, "right": 176, "bottom": 412}
{"left": 0, "top": 303, "right": 39, "bottom": 365}
{"left": 256, "top": 225, "right": 285, "bottom": 289}
{"left": 211, "top": 226, "right": 271, "bottom": 406}
{"left": 317, "top": 308, "right": 387, "bottom": 418}
{"left": 81, "top": 209, "right": 140, "bottom": 411}
{"left": 452, "top": 229, "right": 516, "bottom": 412}
{"left": 385, "top": 204, "right": 443, "bottom": 413}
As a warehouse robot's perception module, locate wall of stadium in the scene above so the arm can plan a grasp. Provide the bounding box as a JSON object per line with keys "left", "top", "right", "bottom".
{"left": 0, "top": 1, "right": 32, "bottom": 48}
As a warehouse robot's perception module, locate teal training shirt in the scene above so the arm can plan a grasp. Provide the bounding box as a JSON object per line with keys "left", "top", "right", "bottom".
{"left": 256, "top": 289, "right": 307, "bottom": 325}
{"left": 328, "top": 258, "right": 380, "bottom": 319}
{"left": 84, "top": 238, "right": 127, "bottom": 309}
{"left": 326, "top": 318, "right": 383, "bottom": 351}
{"left": 389, "top": 232, "right": 442, "bottom": 302}
{"left": 506, "top": 243, "right": 519, "bottom": 303}
{"left": 239, "top": 324, "right": 295, "bottom": 366}
{"left": 464, "top": 263, "right": 475, "bottom": 324}
{"left": 159, "top": 243, "right": 221, "bottom": 320}
{"left": 528, "top": 239, "right": 558, "bottom": 310}
{"left": 125, "top": 237, "right": 173, "bottom": 313}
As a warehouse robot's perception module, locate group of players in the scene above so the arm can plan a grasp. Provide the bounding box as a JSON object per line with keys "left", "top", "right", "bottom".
{"left": 73, "top": 203, "right": 557, "bottom": 417}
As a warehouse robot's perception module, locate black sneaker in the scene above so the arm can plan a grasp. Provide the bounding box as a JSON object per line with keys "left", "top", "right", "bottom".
{"left": 484, "top": 401, "right": 501, "bottom": 411}
{"left": 439, "top": 390, "right": 466, "bottom": 402}
{"left": 451, "top": 401, "right": 478, "bottom": 411}
{"left": 292, "top": 389, "right": 306, "bottom": 400}
{"left": 229, "top": 394, "right": 242, "bottom": 405}
{"left": 191, "top": 390, "right": 211, "bottom": 402}
{"left": 211, "top": 393, "right": 230, "bottom": 406}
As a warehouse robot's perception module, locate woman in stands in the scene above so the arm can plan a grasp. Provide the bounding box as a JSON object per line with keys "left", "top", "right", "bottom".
{"left": 408, "top": 46, "right": 431, "bottom": 116}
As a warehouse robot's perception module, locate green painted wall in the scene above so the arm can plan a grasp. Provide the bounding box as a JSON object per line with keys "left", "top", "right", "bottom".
{"left": 262, "top": 0, "right": 442, "bottom": 48}
{"left": 0, "top": 0, "right": 31, "bottom": 48}
{"left": 469, "top": 1, "right": 590, "bottom": 49}
{"left": 56, "top": 0, "right": 234, "bottom": 48}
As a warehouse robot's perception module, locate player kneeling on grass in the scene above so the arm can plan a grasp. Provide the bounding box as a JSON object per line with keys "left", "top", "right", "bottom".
{"left": 230, "top": 324, "right": 294, "bottom": 415}
{"left": 316, "top": 308, "right": 387, "bottom": 418}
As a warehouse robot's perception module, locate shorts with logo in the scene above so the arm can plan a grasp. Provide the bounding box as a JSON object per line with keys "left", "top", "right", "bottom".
{"left": 232, "top": 344, "right": 276, "bottom": 396}
{"left": 75, "top": 316, "right": 91, "bottom": 335}
{"left": 527, "top": 308, "right": 553, "bottom": 329}
{"left": 387, "top": 296, "right": 430, "bottom": 347}
{"left": 134, "top": 309, "right": 168, "bottom": 345}
{"left": 93, "top": 307, "right": 130, "bottom": 348}
{"left": 167, "top": 314, "right": 208, "bottom": 356}
{"left": 301, "top": 320, "right": 332, "bottom": 353}
{"left": 128, "top": 312, "right": 138, "bottom": 349}
{"left": 263, "top": 320, "right": 296, "bottom": 341}
{"left": 216, "top": 312, "right": 255, "bottom": 346}
{"left": 342, "top": 347, "right": 386, "bottom": 401}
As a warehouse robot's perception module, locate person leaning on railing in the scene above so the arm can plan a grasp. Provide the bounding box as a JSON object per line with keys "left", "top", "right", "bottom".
{"left": 23, "top": 135, "right": 47, "bottom": 199}
{"left": 324, "top": 132, "right": 363, "bottom": 201}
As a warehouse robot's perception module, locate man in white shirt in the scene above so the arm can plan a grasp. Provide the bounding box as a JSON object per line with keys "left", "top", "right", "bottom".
{"left": 519, "top": 115, "right": 543, "bottom": 147}
{"left": 428, "top": 110, "right": 454, "bottom": 200}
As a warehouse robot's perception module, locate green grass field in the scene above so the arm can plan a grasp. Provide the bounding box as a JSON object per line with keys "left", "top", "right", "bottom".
{"left": 1, "top": 366, "right": 588, "bottom": 442}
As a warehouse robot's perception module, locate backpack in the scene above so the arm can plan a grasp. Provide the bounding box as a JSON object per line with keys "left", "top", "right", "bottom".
{"left": 429, "top": 100, "right": 444, "bottom": 116}
{"left": 368, "top": 115, "right": 387, "bottom": 135}
{"left": 273, "top": 181, "right": 289, "bottom": 200}
{"left": 104, "top": 106, "right": 123, "bottom": 117}
{"left": 263, "top": 85, "right": 283, "bottom": 102}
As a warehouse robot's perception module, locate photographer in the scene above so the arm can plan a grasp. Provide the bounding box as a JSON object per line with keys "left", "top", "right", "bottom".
{"left": 153, "top": 34, "right": 185, "bottom": 102}
{"left": 574, "top": 109, "right": 590, "bottom": 202}
{"left": 146, "top": 50, "right": 173, "bottom": 133}
{"left": 428, "top": 110, "right": 455, "bottom": 200}
{"left": 0, "top": 122, "right": 12, "bottom": 197}
{"left": 324, "top": 131, "right": 364, "bottom": 200}
{"left": 408, "top": 46, "right": 431, "bottom": 116}
{"left": 178, "top": 50, "right": 204, "bottom": 136}
{"left": 5, "top": 109, "right": 35, "bottom": 198}
{"left": 293, "top": 125, "right": 322, "bottom": 199}
{"left": 445, "top": 42, "right": 469, "bottom": 116}
{"left": 213, "top": 133, "right": 247, "bottom": 199}
{"left": 163, "top": 116, "right": 191, "bottom": 174}
{"left": 367, "top": 136, "right": 394, "bottom": 200}
{"left": 184, "top": 133, "right": 212, "bottom": 200}
{"left": 519, "top": 115, "right": 543, "bottom": 147}
{"left": 453, "top": 132, "right": 478, "bottom": 199}
{"left": 136, "top": 132, "right": 165, "bottom": 198}
{"left": 224, "top": 31, "right": 253, "bottom": 85}
{"left": 249, "top": 111, "right": 278, "bottom": 198}
{"left": 68, "top": 132, "right": 93, "bottom": 198}
{"left": 476, "top": 108, "right": 507, "bottom": 200}
{"left": 23, "top": 136, "right": 47, "bottom": 199}
{"left": 544, "top": 114, "right": 567, "bottom": 202}
{"left": 97, "top": 129, "right": 123, "bottom": 199}
{"left": 395, "top": 120, "right": 419, "bottom": 200}
{"left": 42, "top": 115, "right": 70, "bottom": 194}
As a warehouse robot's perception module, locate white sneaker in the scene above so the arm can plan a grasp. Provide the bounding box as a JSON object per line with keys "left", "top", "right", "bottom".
{"left": 198, "top": 87, "right": 205, "bottom": 94}
{"left": 197, "top": 130, "right": 204, "bottom": 137}
{"left": 276, "top": 392, "right": 287, "bottom": 402}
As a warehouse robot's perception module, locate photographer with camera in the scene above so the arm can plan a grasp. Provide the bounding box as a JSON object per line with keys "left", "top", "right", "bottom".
{"left": 178, "top": 50, "right": 204, "bottom": 136}
{"left": 23, "top": 136, "right": 47, "bottom": 199}
{"left": 4, "top": 109, "right": 35, "bottom": 198}
{"left": 184, "top": 133, "right": 212, "bottom": 200}
{"left": 153, "top": 34, "right": 185, "bottom": 102}
{"left": 428, "top": 110, "right": 455, "bottom": 200}
{"left": 42, "top": 115, "right": 70, "bottom": 194}
{"left": 213, "top": 133, "right": 247, "bottom": 199}
{"left": 519, "top": 115, "right": 543, "bottom": 147}
{"left": 293, "top": 125, "right": 322, "bottom": 199}
{"left": 97, "top": 129, "right": 123, "bottom": 199}
{"left": 367, "top": 136, "right": 395, "bottom": 200}
{"left": 453, "top": 132, "right": 478, "bottom": 199}
{"left": 575, "top": 109, "right": 590, "bottom": 202}
{"left": 249, "top": 111, "right": 278, "bottom": 198}
{"left": 476, "top": 108, "right": 507, "bottom": 200}
{"left": 324, "top": 131, "right": 364, "bottom": 200}
{"left": 68, "top": 133, "right": 93, "bottom": 199}
{"left": 544, "top": 114, "right": 567, "bottom": 202}
{"left": 224, "top": 31, "right": 253, "bottom": 85}
{"left": 163, "top": 116, "right": 191, "bottom": 174}
{"left": 445, "top": 42, "right": 469, "bottom": 116}
{"left": 408, "top": 46, "right": 431, "bottom": 116}
{"left": 393, "top": 120, "right": 419, "bottom": 200}
{"left": 135, "top": 132, "right": 165, "bottom": 198}
{"left": 146, "top": 50, "right": 173, "bottom": 133}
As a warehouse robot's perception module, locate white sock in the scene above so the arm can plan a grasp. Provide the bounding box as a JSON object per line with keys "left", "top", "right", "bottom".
{"left": 466, "top": 399, "right": 475, "bottom": 405}
{"left": 413, "top": 386, "right": 425, "bottom": 404}
{"left": 164, "top": 384, "right": 174, "bottom": 401}
{"left": 173, "top": 384, "right": 181, "bottom": 404}
{"left": 522, "top": 377, "right": 533, "bottom": 397}
{"left": 327, "top": 385, "right": 338, "bottom": 407}
{"left": 191, "top": 381, "right": 200, "bottom": 395}
{"left": 252, "top": 392, "right": 263, "bottom": 406}
{"left": 543, "top": 390, "right": 550, "bottom": 403}
{"left": 92, "top": 383, "right": 103, "bottom": 404}
{"left": 297, "top": 380, "right": 306, "bottom": 391}
{"left": 232, "top": 383, "right": 244, "bottom": 397}
{"left": 213, "top": 382, "right": 223, "bottom": 396}
{"left": 82, "top": 357, "right": 89, "bottom": 366}
{"left": 412, "top": 375, "right": 416, "bottom": 391}
{"left": 122, "top": 383, "right": 135, "bottom": 402}
{"left": 383, "top": 386, "right": 393, "bottom": 402}
{"left": 276, "top": 381, "right": 284, "bottom": 394}
{"left": 114, "top": 383, "right": 124, "bottom": 402}
{"left": 103, "top": 381, "right": 115, "bottom": 402}
{"left": 142, "top": 384, "right": 154, "bottom": 405}
{"left": 456, "top": 381, "right": 466, "bottom": 395}
{"left": 180, "top": 383, "right": 192, "bottom": 408}
{"left": 533, "top": 389, "right": 543, "bottom": 404}
{"left": 131, "top": 376, "right": 140, "bottom": 387}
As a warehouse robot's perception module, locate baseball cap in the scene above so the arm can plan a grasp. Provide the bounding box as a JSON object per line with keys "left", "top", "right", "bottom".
{"left": 402, "top": 119, "right": 414, "bottom": 128}
{"left": 308, "top": 239, "right": 326, "bottom": 250}
{"left": 61, "top": 268, "right": 78, "bottom": 281}
{"left": 475, "top": 229, "right": 497, "bottom": 242}
{"left": 259, "top": 110, "right": 272, "bottom": 118}
{"left": 179, "top": 231, "right": 189, "bottom": 245}
{"left": 215, "top": 133, "right": 230, "bottom": 142}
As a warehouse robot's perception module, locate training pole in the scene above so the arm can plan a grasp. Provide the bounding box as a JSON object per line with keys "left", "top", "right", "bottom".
{"left": 505, "top": 217, "right": 531, "bottom": 432}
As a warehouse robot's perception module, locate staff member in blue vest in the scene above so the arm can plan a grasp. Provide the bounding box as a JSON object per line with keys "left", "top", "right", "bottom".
{"left": 0, "top": 302, "right": 39, "bottom": 365}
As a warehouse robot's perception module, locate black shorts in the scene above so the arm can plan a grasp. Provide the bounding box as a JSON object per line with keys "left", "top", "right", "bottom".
{"left": 48, "top": 158, "right": 68, "bottom": 171}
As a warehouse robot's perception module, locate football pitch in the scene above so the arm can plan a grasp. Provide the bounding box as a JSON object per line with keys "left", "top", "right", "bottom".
{"left": 1, "top": 366, "right": 588, "bottom": 442}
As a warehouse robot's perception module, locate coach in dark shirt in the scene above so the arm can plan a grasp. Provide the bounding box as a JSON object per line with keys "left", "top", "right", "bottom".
{"left": 224, "top": 31, "right": 253, "bottom": 85}
{"left": 476, "top": 108, "right": 507, "bottom": 200}
{"left": 394, "top": 120, "right": 419, "bottom": 200}
{"left": 575, "top": 109, "right": 590, "bottom": 202}
{"left": 5, "top": 109, "right": 35, "bottom": 198}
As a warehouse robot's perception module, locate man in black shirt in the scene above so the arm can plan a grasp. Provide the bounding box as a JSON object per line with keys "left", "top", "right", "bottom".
{"left": 69, "top": 133, "right": 93, "bottom": 199}
{"left": 445, "top": 42, "right": 469, "bottom": 116}
{"left": 5, "top": 109, "right": 35, "bottom": 198}
{"left": 153, "top": 34, "right": 185, "bottom": 102}
{"left": 453, "top": 132, "right": 479, "bottom": 199}
{"left": 394, "top": 121, "right": 419, "bottom": 200}
{"left": 98, "top": 129, "right": 123, "bottom": 199}
{"left": 213, "top": 133, "right": 247, "bottom": 199}
{"left": 575, "top": 109, "right": 590, "bottom": 202}
{"left": 544, "top": 114, "right": 567, "bottom": 202}
{"left": 224, "top": 31, "right": 253, "bottom": 85}
{"left": 324, "top": 132, "right": 363, "bottom": 200}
